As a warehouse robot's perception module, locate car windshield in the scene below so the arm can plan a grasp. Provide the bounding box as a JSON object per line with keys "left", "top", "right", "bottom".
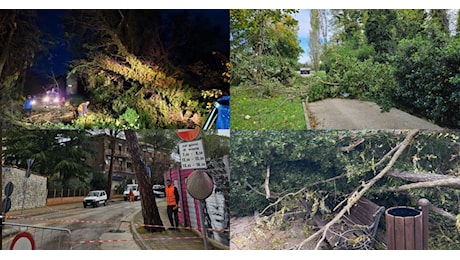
{"left": 87, "top": 191, "right": 99, "bottom": 196}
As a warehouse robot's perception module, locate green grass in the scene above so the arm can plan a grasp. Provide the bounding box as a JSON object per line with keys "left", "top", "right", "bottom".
{"left": 231, "top": 90, "right": 306, "bottom": 130}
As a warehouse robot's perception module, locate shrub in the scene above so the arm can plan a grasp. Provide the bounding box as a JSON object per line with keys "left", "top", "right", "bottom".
{"left": 392, "top": 36, "right": 460, "bottom": 128}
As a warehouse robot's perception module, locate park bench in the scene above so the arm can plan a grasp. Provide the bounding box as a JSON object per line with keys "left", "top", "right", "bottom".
{"left": 300, "top": 196, "right": 385, "bottom": 250}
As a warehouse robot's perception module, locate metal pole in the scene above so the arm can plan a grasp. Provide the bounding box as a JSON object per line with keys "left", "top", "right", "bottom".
{"left": 22, "top": 159, "right": 34, "bottom": 214}
{"left": 21, "top": 178, "right": 28, "bottom": 214}
{"left": 0, "top": 213, "right": 3, "bottom": 250}
{"left": 199, "top": 200, "right": 209, "bottom": 250}
{"left": 177, "top": 168, "right": 186, "bottom": 226}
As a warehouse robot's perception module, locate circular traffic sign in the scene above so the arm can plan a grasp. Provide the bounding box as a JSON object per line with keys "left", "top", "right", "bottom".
{"left": 10, "top": 231, "right": 36, "bottom": 250}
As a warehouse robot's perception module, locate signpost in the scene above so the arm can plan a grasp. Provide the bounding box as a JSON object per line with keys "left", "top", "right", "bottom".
{"left": 2, "top": 181, "right": 14, "bottom": 251}
{"left": 21, "top": 158, "right": 34, "bottom": 214}
{"left": 179, "top": 140, "right": 207, "bottom": 170}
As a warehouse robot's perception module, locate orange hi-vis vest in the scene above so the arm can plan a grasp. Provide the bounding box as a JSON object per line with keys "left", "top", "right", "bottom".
{"left": 165, "top": 185, "right": 176, "bottom": 206}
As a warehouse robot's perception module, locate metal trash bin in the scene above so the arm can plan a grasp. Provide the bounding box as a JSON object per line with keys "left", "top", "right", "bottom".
{"left": 385, "top": 206, "right": 424, "bottom": 250}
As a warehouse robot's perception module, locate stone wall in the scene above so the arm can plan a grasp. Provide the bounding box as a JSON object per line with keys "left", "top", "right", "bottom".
{"left": 2, "top": 167, "right": 47, "bottom": 211}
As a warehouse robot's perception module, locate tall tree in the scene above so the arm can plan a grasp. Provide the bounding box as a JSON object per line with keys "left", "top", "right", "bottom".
{"left": 394, "top": 9, "right": 427, "bottom": 40}
{"left": 331, "top": 9, "right": 367, "bottom": 47}
{"left": 63, "top": 10, "right": 228, "bottom": 128}
{"left": 3, "top": 129, "right": 93, "bottom": 188}
{"left": 105, "top": 130, "right": 122, "bottom": 200}
{"left": 457, "top": 9, "right": 460, "bottom": 37}
{"left": 365, "top": 9, "right": 398, "bottom": 62}
{"left": 0, "top": 10, "right": 42, "bottom": 120}
{"left": 309, "top": 10, "right": 321, "bottom": 72}
{"left": 138, "top": 129, "right": 178, "bottom": 184}
{"left": 230, "top": 9, "right": 302, "bottom": 87}
{"left": 318, "top": 9, "right": 330, "bottom": 44}
{"left": 124, "top": 130, "right": 164, "bottom": 232}
{"left": 430, "top": 9, "right": 450, "bottom": 35}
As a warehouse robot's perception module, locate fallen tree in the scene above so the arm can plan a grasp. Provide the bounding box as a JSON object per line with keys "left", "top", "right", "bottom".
{"left": 297, "top": 129, "right": 419, "bottom": 250}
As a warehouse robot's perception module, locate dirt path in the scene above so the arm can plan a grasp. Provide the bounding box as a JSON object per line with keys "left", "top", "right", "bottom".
{"left": 307, "top": 98, "right": 443, "bottom": 130}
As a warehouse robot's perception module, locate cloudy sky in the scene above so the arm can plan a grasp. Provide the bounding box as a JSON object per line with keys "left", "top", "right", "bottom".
{"left": 293, "top": 10, "right": 311, "bottom": 64}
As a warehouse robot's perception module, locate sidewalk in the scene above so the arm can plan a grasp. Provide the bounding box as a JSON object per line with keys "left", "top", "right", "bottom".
{"left": 130, "top": 198, "right": 217, "bottom": 250}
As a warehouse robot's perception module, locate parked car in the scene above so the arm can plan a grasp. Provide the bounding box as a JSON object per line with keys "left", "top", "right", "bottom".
{"left": 83, "top": 190, "right": 107, "bottom": 208}
{"left": 123, "top": 184, "right": 140, "bottom": 201}
{"left": 152, "top": 184, "right": 165, "bottom": 198}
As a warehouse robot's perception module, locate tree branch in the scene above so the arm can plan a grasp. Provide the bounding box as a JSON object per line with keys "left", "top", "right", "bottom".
{"left": 264, "top": 165, "right": 271, "bottom": 199}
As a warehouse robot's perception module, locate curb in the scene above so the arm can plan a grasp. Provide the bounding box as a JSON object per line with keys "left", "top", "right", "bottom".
{"left": 129, "top": 209, "right": 149, "bottom": 250}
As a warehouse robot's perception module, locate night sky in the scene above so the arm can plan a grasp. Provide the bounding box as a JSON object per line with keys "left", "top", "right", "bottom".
{"left": 29, "top": 9, "right": 230, "bottom": 87}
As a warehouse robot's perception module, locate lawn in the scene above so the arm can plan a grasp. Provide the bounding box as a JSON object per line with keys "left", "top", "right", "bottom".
{"left": 231, "top": 91, "right": 307, "bottom": 130}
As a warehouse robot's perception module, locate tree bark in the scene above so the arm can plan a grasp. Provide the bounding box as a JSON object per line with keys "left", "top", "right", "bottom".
{"left": 106, "top": 130, "right": 118, "bottom": 199}
{"left": 297, "top": 129, "right": 419, "bottom": 250}
{"left": 124, "top": 130, "right": 164, "bottom": 232}
{"left": 388, "top": 170, "right": 460, "bottom": 183}
{"left": 264, "top": 165, "right": 271, "bottom": 199}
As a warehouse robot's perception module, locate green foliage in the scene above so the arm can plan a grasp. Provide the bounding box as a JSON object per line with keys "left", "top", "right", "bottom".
{"left": 230, "top": 130, "right": 460, "bottom": 220}
{"left": 230, "top": 184, "right": 270, "bottom": 217}
{"left": 118, "top": 108, "right": 140, "bottom": 129}
{"left": 90, "top": 171, "right": 108, "bottom": 190}
{"left": 230, "top": 9, "right": 302, "bottom": 88}
{"left": 307, "top": 79, "right": 340, "bottom": 102}
{"left": 392, "top": 36, "right": 460, "bottom": 128}
{"left": 365, "top": 10, "right": 398, "bottom": 62}
{"left": 321, "top": 52, "right": 397, "bottom": 111}
{"left": 3, "top": 128, "right": 94, "bottom": 189}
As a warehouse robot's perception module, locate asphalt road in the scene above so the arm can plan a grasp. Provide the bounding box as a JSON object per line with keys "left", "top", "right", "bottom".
{"left": 2, "top": 200, "right": 141, "bottom": 250}
{"left": 307, "top": 98, "right": 444, "bottom": 130}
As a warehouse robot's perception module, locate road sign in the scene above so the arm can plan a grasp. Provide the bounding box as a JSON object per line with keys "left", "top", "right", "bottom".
{"left": 179, "top": 139, "right": 207, "bottom": 169}
{"left": 26, "top": 158, "right": 34, "bottom": 178}
{"left": 10, "top": 232, "right": 36, "bottom": 250}
{"left": 2, "top": 198, "right": 11, "bottom": 213}
{"left": 4, "top": 182, "right": 14, "bottom": 197}
{"left": 176, "top": 129, "right": 200, "bottom": 141}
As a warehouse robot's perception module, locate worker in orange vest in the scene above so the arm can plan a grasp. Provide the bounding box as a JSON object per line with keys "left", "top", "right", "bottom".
{"left": 77, "top": 101, "right": 90, "bottom": 116}
{"left": 165, "top": 179, "right": 180, "bottom": 230}
{"left": 129, "top": 189, "right": 134, "bottom": 202}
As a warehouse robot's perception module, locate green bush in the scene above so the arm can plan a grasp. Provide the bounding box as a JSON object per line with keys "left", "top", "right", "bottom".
{"left": 392, "top": 36, "right": 460, "bottom": 128}
{"left": 319, "top": 53, "right": 397, "bottom": 110}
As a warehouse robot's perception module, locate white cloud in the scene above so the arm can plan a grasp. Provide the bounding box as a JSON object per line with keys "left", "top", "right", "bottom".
{"left": 293, "top": 9, "right": 311, "bottom": 38}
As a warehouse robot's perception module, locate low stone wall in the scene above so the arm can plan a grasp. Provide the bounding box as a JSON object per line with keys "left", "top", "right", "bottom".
{"left": 2, "top": 167, "right": 47, "bottom": 211}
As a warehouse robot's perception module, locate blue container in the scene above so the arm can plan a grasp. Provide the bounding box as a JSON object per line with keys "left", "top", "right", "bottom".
{"left": 215, "top": 96, "right": 230, "bottom": 129}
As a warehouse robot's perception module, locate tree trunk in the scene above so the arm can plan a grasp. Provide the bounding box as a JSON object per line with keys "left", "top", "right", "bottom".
{"left": 0, "top": 12, "right": 17, "bottom": 78}
{"left": 124, "top": 130, "right": 164, "bottom": 232}
{"left": 106, "top": 130, "right": 117, "bottom": 199}
{"left": 387, "top": 170, "right": 460, "bottom": 190}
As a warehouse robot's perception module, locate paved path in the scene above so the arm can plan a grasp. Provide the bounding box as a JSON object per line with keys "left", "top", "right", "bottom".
{"left": 307, "top": 98, "right": 444, "bottom": 130}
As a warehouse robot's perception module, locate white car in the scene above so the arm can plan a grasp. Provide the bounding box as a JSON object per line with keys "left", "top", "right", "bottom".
{"left": 83, "top": 190, "right": 107, "bottom": 208}
{"left": 152, "top": 184, "right": 165, "bottom": 198}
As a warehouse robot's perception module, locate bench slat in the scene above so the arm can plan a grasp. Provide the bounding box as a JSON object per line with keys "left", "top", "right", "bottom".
{"left": 301, "top": 196, "right": 384, "bottom": 249}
